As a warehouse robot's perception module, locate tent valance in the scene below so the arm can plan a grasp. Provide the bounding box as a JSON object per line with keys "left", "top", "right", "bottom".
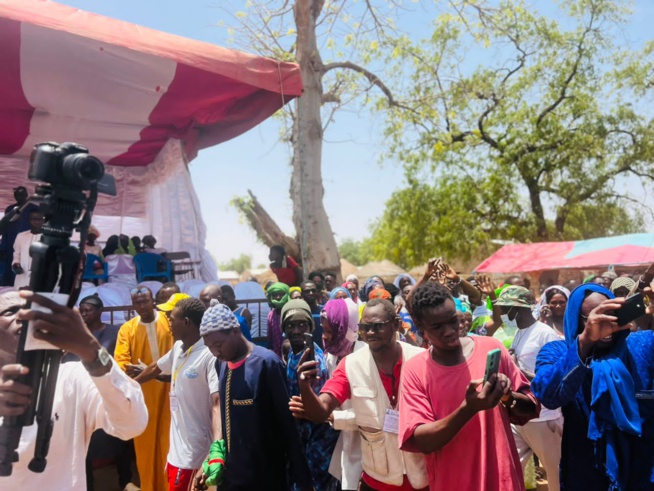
{"left": 475, "top": 233, "right": 654, "bottom": 273}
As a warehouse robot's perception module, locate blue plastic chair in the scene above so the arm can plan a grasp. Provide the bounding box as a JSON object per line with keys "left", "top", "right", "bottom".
{"left": 133, "top": 253, "right": 172, "bottom": 283}
{"left": 83, "top": 253, "right": 108, "bottom": 284}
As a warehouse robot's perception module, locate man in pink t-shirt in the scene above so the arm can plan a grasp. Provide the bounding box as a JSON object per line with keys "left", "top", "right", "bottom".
{"left": 398, "top": 282, "right": 540, "bottom": 491}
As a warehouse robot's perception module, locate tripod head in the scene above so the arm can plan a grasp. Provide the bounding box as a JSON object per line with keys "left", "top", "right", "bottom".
{"left": 0, "top": 142, "right": 115, "bottom": 476}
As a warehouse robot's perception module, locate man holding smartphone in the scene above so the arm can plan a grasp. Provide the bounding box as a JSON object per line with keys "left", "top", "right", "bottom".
{"left": 291, "top": 298, "right": 429, "bottom": 491}
{"left": 282, "top": 298, "right": 339, "bottom": 491}
{"left": 397, "top": 281, "right": 539, "bottom": 491}
{"left": 0, "top": 291, "right": 148, "bottom": 489}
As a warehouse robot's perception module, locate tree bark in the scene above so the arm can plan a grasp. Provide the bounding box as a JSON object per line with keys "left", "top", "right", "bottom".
{"left": 525, "top": 178, "right": 549, "bottom": 240}
{"left": 232, "top": 190, "right": 302, "bottom": 262}
{"left": 291, "top": 0, "right": 342, "bottom": 281}
{"left": 554, "top": 205, "right": 569, "bottom": 238}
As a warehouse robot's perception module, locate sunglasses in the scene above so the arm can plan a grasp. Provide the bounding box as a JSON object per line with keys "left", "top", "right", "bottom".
{"left": 358, "top": 319, "right": 394, "bottom": 333}
{"left": 131, "top": 287, "right": 150, "bottom": 295}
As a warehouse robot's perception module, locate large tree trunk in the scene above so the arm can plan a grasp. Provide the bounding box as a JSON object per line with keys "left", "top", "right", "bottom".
{"left": 292, "top": 0, "right": 342, "bottom": 281}
{"left": 525, "top": 178, "right": 549, "bottom": 240}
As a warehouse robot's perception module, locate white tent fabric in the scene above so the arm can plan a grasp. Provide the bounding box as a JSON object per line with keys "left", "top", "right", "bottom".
{"left": 95, "top": 138, "right": 217, "bottom": 281}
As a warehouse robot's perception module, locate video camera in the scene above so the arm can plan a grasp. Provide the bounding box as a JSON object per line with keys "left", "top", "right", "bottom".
{"left": 0, "top": 142, "right": 115, "bottom": 476}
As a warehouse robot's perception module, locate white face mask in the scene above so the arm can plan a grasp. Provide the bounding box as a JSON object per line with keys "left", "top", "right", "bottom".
{"left": 501, "top": 312, "right": 518, "bottom": 329}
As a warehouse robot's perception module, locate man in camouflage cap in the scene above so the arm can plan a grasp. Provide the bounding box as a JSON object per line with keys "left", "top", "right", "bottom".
{"left": 495, "top": 285, "right": 564, "bottom": 491}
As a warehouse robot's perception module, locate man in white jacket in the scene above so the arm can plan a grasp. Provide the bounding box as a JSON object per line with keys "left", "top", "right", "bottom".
{"left": 12, "top": 211, "right": 43, "bottom": 288}
{"left": 0, "top": 291, "right": 149, "bottom": 489}
{"left": 290, "top": 298, "right": 429, "bottom": 491}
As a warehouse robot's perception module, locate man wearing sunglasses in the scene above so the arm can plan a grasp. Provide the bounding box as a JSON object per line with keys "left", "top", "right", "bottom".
{"left": 292, "top": 298, "right": 429, "bottom": 491}
{"left": 114, "top": 286, "right": 174, "bottom": 491}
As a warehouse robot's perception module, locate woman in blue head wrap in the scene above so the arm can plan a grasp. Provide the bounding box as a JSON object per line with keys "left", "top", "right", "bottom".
{"left": 329, "top": 286, "right": 351, "bottom": 300}
{"left": 532, "top": 283, "right": 654, "bottom": 491}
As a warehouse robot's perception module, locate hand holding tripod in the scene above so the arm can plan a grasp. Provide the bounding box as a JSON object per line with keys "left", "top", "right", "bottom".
{"left": 0, "top": 142, "right": 115, "bottom": 476}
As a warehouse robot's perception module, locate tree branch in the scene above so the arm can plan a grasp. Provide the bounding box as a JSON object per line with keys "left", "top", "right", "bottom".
{"left": 322, "top": 61, "right": 396, "bottom": 104}
{"left": 231, "top": 190, "right": 301, "bottom": 261}
{"left": 535, "top": 6, "right": 597, "bottom": 127}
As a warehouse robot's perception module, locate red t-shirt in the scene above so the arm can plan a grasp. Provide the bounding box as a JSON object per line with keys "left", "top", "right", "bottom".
{"left": 271, "top": 255, "right": 300, "bottom": 286}
{"left": 398, "top": 336, "right": 534, "bottom": 491}
{"left": 321, "top": 357, "right": 426, "bottom": 491}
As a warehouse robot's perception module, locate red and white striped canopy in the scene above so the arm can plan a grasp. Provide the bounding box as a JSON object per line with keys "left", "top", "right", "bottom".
{"left": 0, "top": 0, "right": 302, "bottom": 167}
{"left": 0, "top": 0, "right": 302, "bottom": 281}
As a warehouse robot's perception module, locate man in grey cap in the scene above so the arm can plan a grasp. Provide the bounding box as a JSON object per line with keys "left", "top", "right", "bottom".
{"left": 195, "top": 302, "right": 312, "bottom": 491}
{"left": 281, "top": 299, "right": 339, "bottom": 490}
{"left": 495, "top": 286, "right": 563, "bottom": 491}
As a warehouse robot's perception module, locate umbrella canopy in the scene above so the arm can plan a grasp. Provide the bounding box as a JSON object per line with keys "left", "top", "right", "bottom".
{"left": 475, "top": 233, "right": 654, "bottom": 273}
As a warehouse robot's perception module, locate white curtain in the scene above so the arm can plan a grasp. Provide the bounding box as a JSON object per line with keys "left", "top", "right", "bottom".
{"left": 93, "top": 139, "right": 217, "bottom": 281}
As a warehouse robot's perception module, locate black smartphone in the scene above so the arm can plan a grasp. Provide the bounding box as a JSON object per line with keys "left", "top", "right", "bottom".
{"left": 615, "top": 293, "right": 646, "bottom": 326}
{"left": 303, "top": 333, "right": 315, "bottom": 362}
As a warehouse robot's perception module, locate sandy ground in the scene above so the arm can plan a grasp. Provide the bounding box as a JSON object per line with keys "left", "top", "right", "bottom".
{"left": 91, "top": 459, "right": 548, "bottom": 491}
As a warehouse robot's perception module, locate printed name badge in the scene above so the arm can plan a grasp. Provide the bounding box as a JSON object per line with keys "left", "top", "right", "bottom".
{"left": 383, "top": 408, "right": 400, "bottom": 434}
{"left": 170, "top": 392, "right": 179, "bottom": 412}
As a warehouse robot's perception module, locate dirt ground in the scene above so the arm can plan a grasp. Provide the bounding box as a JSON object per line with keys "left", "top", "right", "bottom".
{"left": 92, "top": 464, "right": 547, "bottom": 491}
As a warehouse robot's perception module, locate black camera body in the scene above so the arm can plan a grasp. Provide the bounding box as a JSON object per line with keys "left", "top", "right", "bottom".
{"left": 29, "top": 142, "right": 104, "bottom": 190}
{"left": 29, "top": 142, "right": 116, "bottom": 195}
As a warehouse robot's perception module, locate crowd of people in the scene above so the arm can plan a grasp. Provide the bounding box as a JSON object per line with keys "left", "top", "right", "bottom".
{"left": 2, "top": 239, "right": 654, "bottom": 491}
{"left": 0, "top": 186, "right": 168, "bottom": 288}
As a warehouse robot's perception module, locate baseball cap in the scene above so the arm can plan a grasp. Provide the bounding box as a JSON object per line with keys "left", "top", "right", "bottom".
{"left": 493, "top": 286, "right": 536, "bottom": 308}
{"left": 157, "top": 293, "right": 190, "bottom": 312}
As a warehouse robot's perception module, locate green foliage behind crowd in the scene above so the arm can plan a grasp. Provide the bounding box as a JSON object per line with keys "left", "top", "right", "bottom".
{"left": 347, "top": 0, "right": 651, "bottom": 270}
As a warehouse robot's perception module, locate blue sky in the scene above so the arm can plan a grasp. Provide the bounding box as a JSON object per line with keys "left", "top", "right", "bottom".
{"left": 57, "top": 0, "right": 654, "bottom": 267}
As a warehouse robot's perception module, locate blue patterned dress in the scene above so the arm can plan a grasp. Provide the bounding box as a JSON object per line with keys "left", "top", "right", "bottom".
{"left": 287, "top": 343, "right": 341, "bottom": 491}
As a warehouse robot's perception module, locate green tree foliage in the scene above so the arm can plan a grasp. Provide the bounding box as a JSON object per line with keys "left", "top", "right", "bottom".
{"left": 367, "top": 177, "right": 643, "bottom": 269}
{"left": 338, "top": 238, "right": 373, "bottom": 266}
{"left": 219, "top": 254, "right": 252, "bottom": 274}
{"left": 380, "top": 0, "right": 653, "bottom": 250}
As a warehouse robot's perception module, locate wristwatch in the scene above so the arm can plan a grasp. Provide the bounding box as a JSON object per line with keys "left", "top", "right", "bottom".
{"left": 83, "top": 347, "right": 112, "bottom": 376}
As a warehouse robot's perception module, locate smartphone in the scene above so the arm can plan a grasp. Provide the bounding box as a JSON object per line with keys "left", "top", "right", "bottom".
{"left": 615, "top": 293, "right": 646, "bottom": 326}
{"left": 483, "top": 349, "right": 501, "bottom": 384}
{"left": 303, "top": 333, "right": 315, "bottom": 362}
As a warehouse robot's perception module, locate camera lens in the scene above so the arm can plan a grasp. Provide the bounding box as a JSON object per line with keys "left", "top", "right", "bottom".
{"left": 61, "top": 154, "right": 104, "bottom": 188}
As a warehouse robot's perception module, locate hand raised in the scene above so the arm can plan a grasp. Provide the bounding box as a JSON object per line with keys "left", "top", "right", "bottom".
{"left": 424, "top": 257, "right": 443, "bottom": 281}
{"left": 439, "top": 261, "right": 459, "bottom": 282}
{"left": 476, "top": 275, "right": 496, "bottom": 296}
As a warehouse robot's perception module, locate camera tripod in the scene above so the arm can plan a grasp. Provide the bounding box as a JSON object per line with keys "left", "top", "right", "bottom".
{"left": 0, "top": 184, "right": 92, "bottom": 476}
